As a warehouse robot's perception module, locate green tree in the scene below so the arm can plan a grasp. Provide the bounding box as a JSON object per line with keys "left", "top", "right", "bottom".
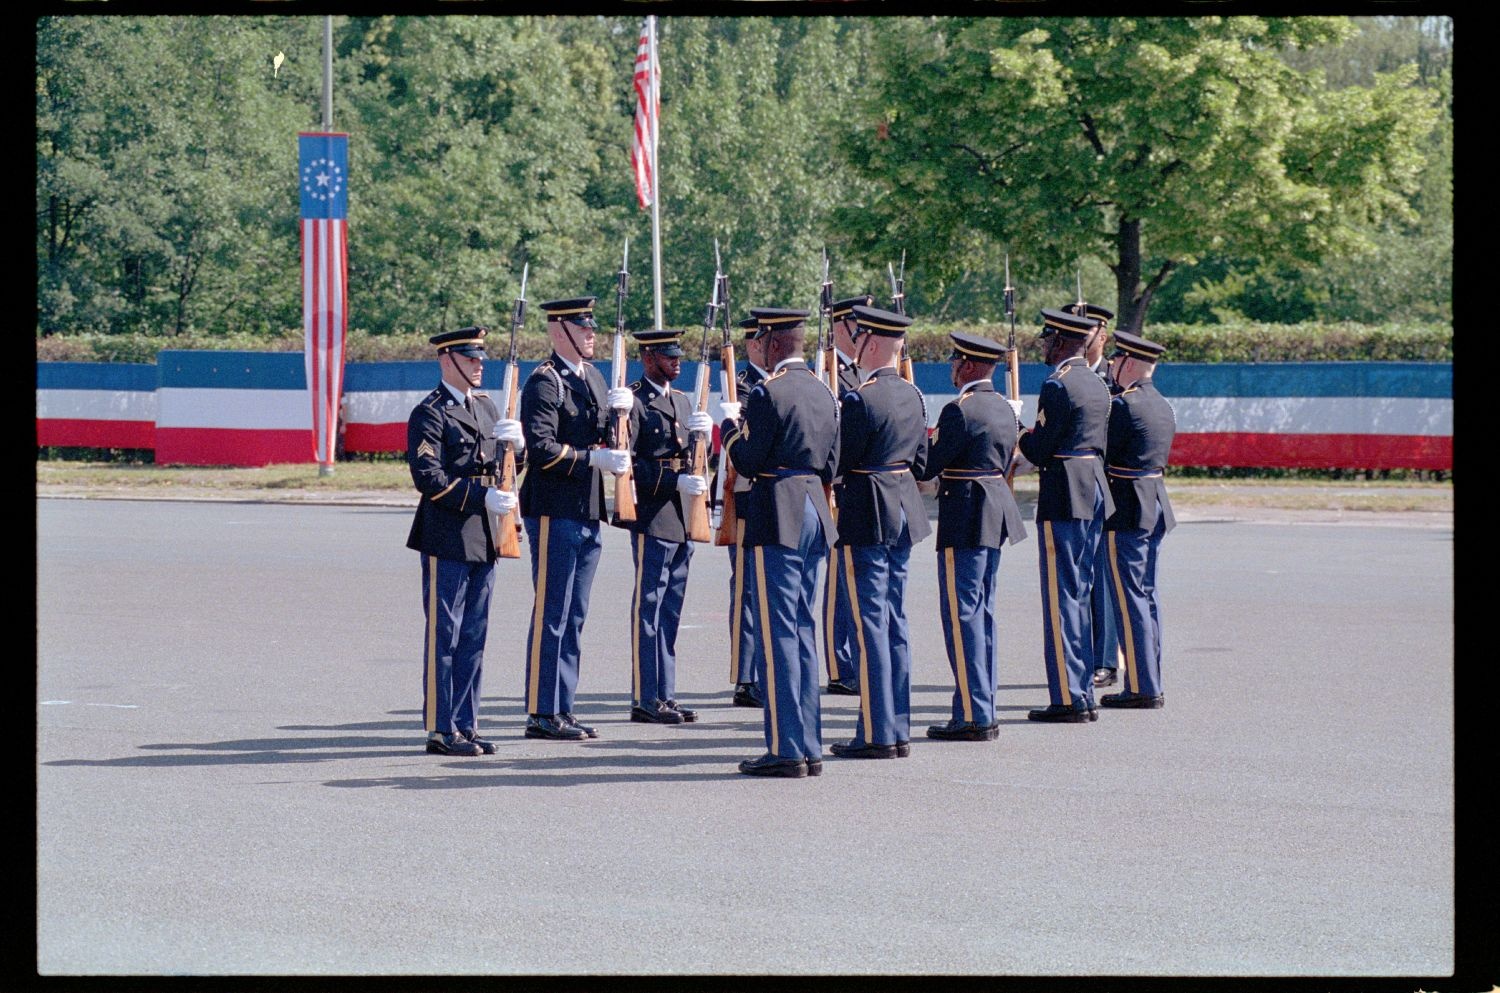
{"left": 840, "top": 16, "right": 1442, "bottom": 332}
{"left": 37, "top": 16, "right": 319, "bottom": 336}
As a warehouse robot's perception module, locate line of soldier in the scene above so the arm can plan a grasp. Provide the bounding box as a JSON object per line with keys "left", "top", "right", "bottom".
{"left": 403, "top": 293, "right": 1176, "bottom": 776}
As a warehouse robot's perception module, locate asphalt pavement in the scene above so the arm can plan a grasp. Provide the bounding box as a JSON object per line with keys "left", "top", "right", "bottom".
{"left": 34, "top": 497, "right": 1458, "bottom": 978}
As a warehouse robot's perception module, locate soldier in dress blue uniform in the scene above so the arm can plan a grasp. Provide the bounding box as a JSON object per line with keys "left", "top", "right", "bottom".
{"left": 821, "top": 294, "right": 872, "bottom": 697}
{"left": 916, "top": 332, "right": 1028, "bottom": 741}
{"left": 1015, "top": 308, "right": 1115, "bottom": 723}
{"left": 719, "top": 308, "right": 840, "bottom": 778}
{"left": 828, "top": 305, "right": 931, "bottom": 760}
{"left": 727, "top": 316, "right": 769, "bottom": 709}
{"left": 619, "top": 328, "right": 715, "bottom": 725}
{"left": 1099, "top": 330, "right": 1176, "bottom": 710}
{"left": 1067, "top": 302, "right": 1126, "bottom": 690}
{"left": 406, "top": 326, "right": 527, "bottom": 756}
{"left": 518, "top": 297, "right": 634, "bottom": 741}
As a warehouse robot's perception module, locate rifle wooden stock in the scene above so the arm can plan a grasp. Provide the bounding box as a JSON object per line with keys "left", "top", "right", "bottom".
{"left": 685, "top": 363, "right": 713, "bottom": 543}
{"left": 713, "top": 345, "right": 739, "bottom": 546}
{"left": 610, "top": 333, "right": 637, "bottom": 523}
{"left": 494, "top": 361, "right": 523, "bottom": 559}
{"left": 900, "top": 350, "right": 915, "bottom": 383}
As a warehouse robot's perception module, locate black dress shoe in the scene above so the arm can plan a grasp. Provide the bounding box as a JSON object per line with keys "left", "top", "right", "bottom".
{"left": 805, "top": 758, "right": 823, "bottom": 777}
{"left": 631, "top": 702, "right": 685, "bottom": 725}
{"left": 426, "top": 732, "right": 483, "bottom": 756}
{"left": 824, "top": 679, "right": 860, "bottom": 696}
{"left": 664, "top": 699, "right": 698, "bottom": 723}
{"left": 1093, "top": 668, "right": 1118, "bottom": 687}
{"left": 1027, "top": 704, "right": 1093, "bottom": 723}
{"left": 926, "top": 721, "right": 999, "bottom": 742}
{"left": 738, "top": 754, "right": 808, "bottom": 778}
{"left": 457, "top": 728, "right": 497, "bottom": 754}
{"left": 896, "top": 740, "right": 911, "bottom": 757}
{"left": 524, "top": 714, "right": 587, "bottom": 741}
{"left": 732, "top": 684, "right": 764, "bottom": 708}
{"left": 559, "top": 713, "right": 598, "bottom": 738}
{"left": 830, "top": 740, "right": 898, "bottom": 759}
{"left": 1100, "top": 691, "right": 1165, "bottom": 709}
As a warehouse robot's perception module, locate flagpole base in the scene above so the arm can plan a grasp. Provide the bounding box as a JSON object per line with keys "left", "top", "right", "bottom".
{"left": 318, "top": 463, "right": 335, "bottom": 478}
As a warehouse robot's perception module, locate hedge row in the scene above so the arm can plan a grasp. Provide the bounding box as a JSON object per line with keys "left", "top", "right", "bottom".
{"left": 35, "top": 321, "right": 1452, "bottom": 365}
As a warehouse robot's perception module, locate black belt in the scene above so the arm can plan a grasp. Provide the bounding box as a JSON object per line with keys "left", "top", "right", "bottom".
{"left": 470, "top": 474, "right": 496, "bottom": 486}
{"left": 1107, "top": 465, "right": 1163, "bottom": 479}
{"left": 1054, "top": 449, "right": 1098, "bottom": 459}
{"left": 757, "top": 467, "right": 817, "bottom": 479}
{"left": 654, "top": 457, "right": 686, "bottom": 471}
{"left": 940, "top": 468, "right": 1005, "bottom": 480}
{"left": 848, "top": 463, "right": 909, "bottom": 475}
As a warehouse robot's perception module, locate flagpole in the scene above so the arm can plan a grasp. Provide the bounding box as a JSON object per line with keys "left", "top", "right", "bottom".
{"left": 648, "top": 15, "right": 663, "bottom": 330}
{"left": 319, "top": 14, "right": 335, "bottom": 477}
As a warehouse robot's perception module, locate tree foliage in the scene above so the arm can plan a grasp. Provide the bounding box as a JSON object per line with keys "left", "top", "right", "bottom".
{"left": 839, "top": 16, "right": 1443, "bottom": 331}
{"left": 36, "top": 15, "right": 1449, "bottom": 339}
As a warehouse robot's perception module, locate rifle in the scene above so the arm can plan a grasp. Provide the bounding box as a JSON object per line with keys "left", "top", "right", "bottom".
{"left": 889, "top": 251, "right": 914, "bottom": 382}
{"left": 712, "top": 241, "right": 738, "bottom": 546}
{"left": 816, "top": 252, "right": 838, "bottom": 515}
{"left": 611, "top": 238, "right": 637, "bottom": 523}
{"left": 1003, "top": 253, "right": 1022, "bottom": 492}
{"left": 815, "top": 248, "right": 834, "bottom": 387}
{"left": 684, "top": 245, "right": 722, "bottom": 543}
{"left": 493, "top": 262, "right": 527, "bottom": 559}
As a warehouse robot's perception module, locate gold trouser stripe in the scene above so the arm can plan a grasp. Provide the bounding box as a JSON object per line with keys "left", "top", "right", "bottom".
{"left": 730, "top": 518, "right": 745, "bottom": 683}
{"left": 1042, "top": 522, "right": 1072, "bottom": 707}
{"left": 844, "top": 546, "right": 874, "bottom": 737}
{"left": 526, "top": 517, "right": 551, "bottom": 714}
{"left": 632, "top": 532, "right": 645, "bottom": 704}
{"left": 945, "top": 548, "right": 974, "bottom": 723}
{"left": 754, "top": 546, "right": 779, "bottom": 756}
{"left": 823, "top": 548, "right": 838, "bottom": 681}
{"left": 425, "top": 555, "right": 439, "bottom": 731}
{"left": 1108, "top": 531, "right": 1140, "bottom": 694}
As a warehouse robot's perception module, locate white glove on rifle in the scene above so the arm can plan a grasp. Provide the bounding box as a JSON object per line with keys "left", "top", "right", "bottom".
{"left": 687, "top": 411, "right": 714, "bottom": 435}
{"left": 719, "top": 401, "right": 742, "bottom": 423}
{"left": 485, "top": 487, "right": 517, "bottom": 516}
{"left": 588, "top": 448, "right": 632, "bottom": 475}
{"left": 491, "top": 418, "right": 525, "bottom": 451}
{"left": 1006, "top": 397, "right": 1024, "bottom": 422}
{"left": 675, "top": 474, "right": 708, "bottom": 497}
{"left": 607, "top": 387, "right": 634, "bottom": 412}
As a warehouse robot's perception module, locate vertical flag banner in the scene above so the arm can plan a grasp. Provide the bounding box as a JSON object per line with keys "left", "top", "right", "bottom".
{"left": 299, "top": 131, "right": 349, "bottom": 465}
{"left": 630, "top": 17, "right": 659, "bottom": 210}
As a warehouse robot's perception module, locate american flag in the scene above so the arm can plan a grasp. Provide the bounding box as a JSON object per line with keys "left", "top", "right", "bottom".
{"left": 630, "top": 16, "right": 659, "bottom": 209}
{"left": 299, "top": 132, "right": 349, "bottom": 465}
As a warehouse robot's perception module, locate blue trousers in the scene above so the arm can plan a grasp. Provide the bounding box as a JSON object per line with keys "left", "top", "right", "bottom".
{"left": 1037, "top": 487, "right": 1104, "bottom": 711}
{"left": 631, "top": 532, "right": 693, "bottom": 707}
{"left": 522, "top": 515, "right": 603, "bottom": 717}
{"left": 1105, "top": 518, "right": 1167, "bottom": 698}
{"left": 728, "top": 519, "right": 762, "bottom": 691}
{"left": 937, "top": 545, "right": 1003, "bottom": 727}
{"left": 822, "top": 539, "right": 859, "bottom": 687}
{"left": 1090, "top": 532, "right": 1123, "bottom": 672}
{"left": 743, "top": 496, "right": 827, "bottom": 761}
{"left": 842, "top": 536, "right": 914, "bottom": 747}
{"left": 420, "top": 554, "right": 496, "bottom": 735}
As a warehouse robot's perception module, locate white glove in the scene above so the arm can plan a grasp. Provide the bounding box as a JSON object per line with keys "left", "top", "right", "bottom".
{"left": 607, "top": 387, "right": 634, "bottom": 412}
{"left": 675, "top": 474, "right": 708, "bottom": 497}
{"left": 485, "top": 487, "right": 517, "bottom": 516}
{"left": 589, "top": 447, "right": 632, "bottom": 475}
{"left": 1006, "top": 398, "right": 1024, "bottom": 421}
{"left": 719, "top": 401, "right": 742, "bottom": 422}
{"left": 491, "top": 418, "right": 525, "bottom": 451}
{"left": 687, "top": 411, "right": 714, "bottom": 435}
